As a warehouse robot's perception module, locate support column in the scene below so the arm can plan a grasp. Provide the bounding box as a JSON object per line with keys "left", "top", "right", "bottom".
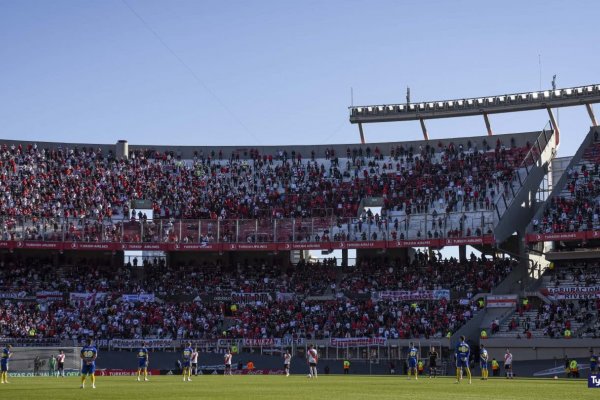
{"left": 546, "top": 107, "right": 560, "bottom": 146}
{"left": 359, "top": 123, "right": 365, "bottom": 144}
{"left": 419, "top": 118, "right": 429, "bottom": 140}
{"left": 483, "top": 113, "right": 493, "bottom": 136}
{"left": 458, "top": 245, "right": 467, "bottom": 263}
{"left": 585, "top": 103, "right": 598, "bottom": 127}
{"left": 341, "top": 248, "right": 348, "bottom": 267}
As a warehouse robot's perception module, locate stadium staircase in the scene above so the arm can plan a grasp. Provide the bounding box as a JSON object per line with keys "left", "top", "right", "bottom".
{"left": 492, "top": 129, "right": 557, "bottom": 243}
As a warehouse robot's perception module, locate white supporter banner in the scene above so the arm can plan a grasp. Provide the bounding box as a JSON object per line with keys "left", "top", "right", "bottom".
{"left": 69, "top": 292, "right": 108, "bottom": 306}
{"left": 121, "top": 293, "right": 155, "bottom": 302}
{"left": 231, "top": 292, "right": 273, "bottom": 304}
{"left": 0, "top": 291, "right": 27, "bottom": 299}
{"left": 545, "top": 286, "right": 600, "bottom": 300}
{"left": 329, "top": 337, "right": 387, "bottom": 347}
{"left": 242, "top": 338, "right": 305, "bottom": 347}
{"left": 36, "top": 291, "right": 63, "bottom": 302}
{"left": 373, "top": 289, "right": 450, "bottom": 301}
{"left": 111, "top": 339, "right": 173, "bottom": 349}
{"left": 486, "top": 294, "right": 518, "bottom": 308}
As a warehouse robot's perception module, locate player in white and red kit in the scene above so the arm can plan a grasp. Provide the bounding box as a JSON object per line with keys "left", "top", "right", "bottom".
{"left": 284, "top": 350, "right": 291, "bottom": 377}
{"left": 56, "top": 350, "right": 65, "bottom": 377}
{"left": 307, "top": 345, "right": 318, "bottom": 379}
{"left": 224, "top": 349, "right": 233, "bottom": 375}
{"left": 504, "top": 348, "right": 514, "bottom": 379}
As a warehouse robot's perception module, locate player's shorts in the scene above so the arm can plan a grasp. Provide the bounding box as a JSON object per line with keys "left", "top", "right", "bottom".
{"left": 456, "top": 357, "right": 468, "bottom": 368}
{"left": 191, "top": 363, "right": 197, "bottom": 370}
{"left": 183, "top": 361, "right": 191, "bottom": 368}
{"left": 429, "top": 361, "right": 437, "bottom": 368}
{"left": 408, "top": 358, "right": 417, "bottom": 368}
{"left": 590, "top": 363, "right": 597, "bottom": 371}
{"left": 284, "top": 364, "right": 290, "bottom": 370}
{"left": 138, "top": 359, "right": 148, "bottom": 368}
{"left": 480, "top": 361, "right": 488, "bottom": 370}
{"left": 504, "top": 363, "right": 512, "bottom": 370}
{"left": 1, "top": 362, "right": 8, "bottom": 372}
{"left": 225, "top": 364, "right": 231, "bottom": 370}
{"left": 81, "top": 363, "right": 96, "bottom": 375}
{"left": 58, "top": 362, "right": 64, "bottom": 370}
{"left": 309, "top": 362, "right": 317, "bottom": 367}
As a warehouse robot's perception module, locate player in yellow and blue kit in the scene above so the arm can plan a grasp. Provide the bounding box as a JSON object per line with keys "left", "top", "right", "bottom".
{"left": 80, "top": 338, "right": 98, "bottom": 389}
{"left": 137, "top": 342, "right": 149, "bottom": 382}
{"left": 480, "top": 344, "right": 489, "bottom": 380}
{"left": 182, "top": 342, "right": 193, "bottom": 382}
{"left": 455, "top": 336, "right": 472, "bottom": 384}
{"left": 407, "top": 342, "right": 419, "bottom": 380}
{"left": 1, "top": 344, "right": 12, "bottom": 384}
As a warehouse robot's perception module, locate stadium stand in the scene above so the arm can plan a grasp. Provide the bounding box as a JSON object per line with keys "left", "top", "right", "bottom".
{"left": 532, "top": 134, "right": 600, "bottom": 234}
{"left": 0, "top": 134, "right": 543, "bottom": 245}
{"left": 0, "top": 254, "right": 516, "bottom": 341}
{"left": 490, "top": 261, "right": 600, "bottom": 339}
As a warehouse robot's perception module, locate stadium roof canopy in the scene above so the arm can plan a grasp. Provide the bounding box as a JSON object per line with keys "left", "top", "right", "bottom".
{"left": 349, "top": 84, "right": 600, "bottom": 143}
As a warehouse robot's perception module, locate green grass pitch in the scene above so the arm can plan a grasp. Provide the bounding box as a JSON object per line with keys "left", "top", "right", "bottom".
{"left": 0, "top": 375, "right": 595, "bottom": 400}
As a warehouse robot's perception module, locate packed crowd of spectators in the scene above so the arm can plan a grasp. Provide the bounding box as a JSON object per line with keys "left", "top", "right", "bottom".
{"left": 339, "top": 251, "right": 515, "bottom": 297}
{"left": 0, "top": 138, "right": 531, "bottom": 243}
{"left": 532, "top": 140, "right": 600, "bottom": 233}
{"left": 493, "top": 261, "right": 600, "bottom": 339}
{"left": 0, "top": 253, "right": 515, "bottom": 341}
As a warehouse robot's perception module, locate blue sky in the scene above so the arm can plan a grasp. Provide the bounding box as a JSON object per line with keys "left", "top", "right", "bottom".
{"left": 0, "top": 0, "right": 598, "bottom": 157}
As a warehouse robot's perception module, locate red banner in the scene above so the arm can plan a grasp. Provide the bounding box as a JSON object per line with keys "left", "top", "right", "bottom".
{"left": 279, "top": 242, "right": 332, "bottom": 251}
{"left": 68, "top": 242, "right": 115, "bottom": 251}
{"left": 587, "top": 231, "right": 600, "bottom": 240}
{"left": 0, "top": 235, "right": 497, "bottom": 253}
{"left": 15, "top": 241, "right": 62, "bottom": 250}
{"left": 120, "top": 243, "right": 168, "bottom": 251}
{"left": 226, "top": 243, "right": 278, "bottom": 251}
{"left": 389, "top": 239, "right": 442, "bottom": 248}
{"left": 444, "top": 236, "right": 495, "bottom": 246}
{"left": 171, "top": 243, "right": 221, "bottom": 251}
{"left": 526, "top": 232, "right": 587, "bottom": 243}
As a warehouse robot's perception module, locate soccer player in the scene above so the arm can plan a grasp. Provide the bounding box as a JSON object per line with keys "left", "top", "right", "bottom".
{"left": 480, "top": 345, "right": 489, "bottom": 380}
{"left": 407, "top": 342, "right": 419, "bottom": 380}
{"left": 590, "top": 349, "right": 598, "bottom": 374}
{"left": 80, "top": 338, "right": 98, "bottom": 389}
{"left": 182, "top": 342, "right": 193, "bottom": 382}
{"left": 1, "top": 344, "right": 12, "bottom": 384}
{"left": 455, "top": 336, "right": 472, "bottom": 384}
{"left": 224, "top": 349, "right": 233, "bottom": 376}
{"left": 57, "top": 350, "right": 65, "bottom": 377}
{"left": 191, "top": 348, "right": 198, "bottom": 376}
{"left": 284, "top": 350, "right": 291, "bottom": 377}
{"left": 504, "top": 348, "right": 514, "bottom": 379}
{"left": 307, "top": 344, "right": 318, "bottom": 379}
{"left": 137, "top": 342, "right": 149, "bottom": 382}
{"left": 428, "top": 346, "right": 438, "bottom": 378}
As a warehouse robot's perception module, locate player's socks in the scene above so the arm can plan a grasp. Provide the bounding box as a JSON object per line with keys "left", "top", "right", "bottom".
{"left": 456, "top": 368, "right": 460, "bottom": 382}
{"left": 91, "top": 375, "right": 96, "bottom": 388}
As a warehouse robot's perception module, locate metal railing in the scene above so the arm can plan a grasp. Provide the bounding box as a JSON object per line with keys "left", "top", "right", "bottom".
{"left": 0, "top": 213, "right": 497, "bottom": 245}
{"left": 494, "top": 127, "right": 554, "bottom": 219}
